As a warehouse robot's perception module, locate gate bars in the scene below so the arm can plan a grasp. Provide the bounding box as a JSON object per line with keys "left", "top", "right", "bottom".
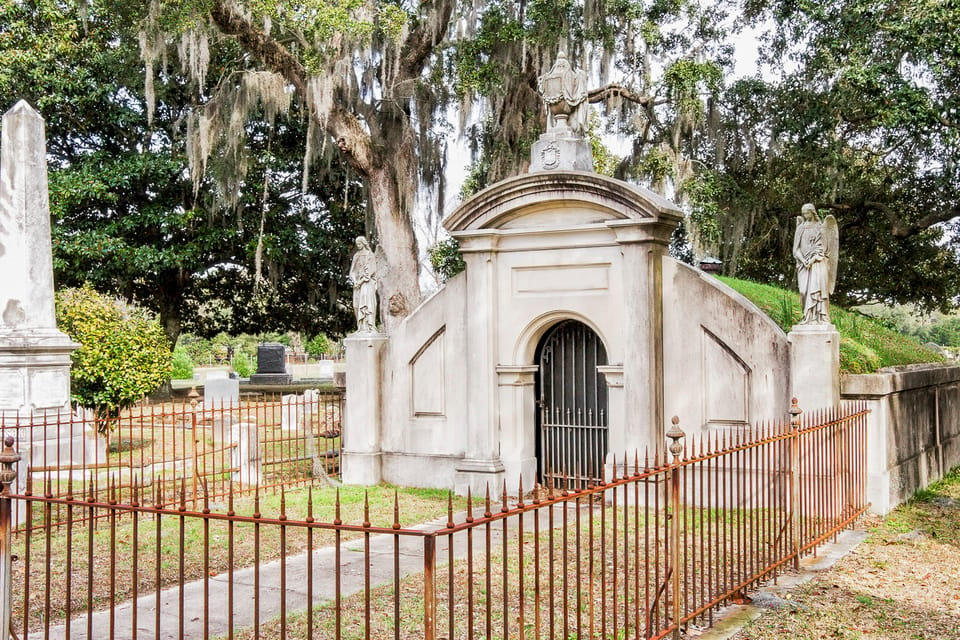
{"left": 0, "top": 400, "right": 869, "bottom": 640}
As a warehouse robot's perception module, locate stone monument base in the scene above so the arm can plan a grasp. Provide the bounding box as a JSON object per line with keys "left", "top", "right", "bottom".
{"left": 454, "top": 458, "right": 505, "bottom": 497}
{"left": 530, "top": 130, "right": 593, "bottom": 172}
{"left": 788, "top": 323, "right": 841, "bottom": 411}
{"left": 248, "top": 373, "right": 293, "bottom": 385}
{"left": 341, "top": 450, "right": 383, "bottom": 485}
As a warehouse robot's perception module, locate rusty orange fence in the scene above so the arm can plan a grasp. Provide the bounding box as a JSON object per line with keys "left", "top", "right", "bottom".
{"left": 0, "top": 389, "right": 343, "bottom": 530}
{"left": 0, "top": 399, "right": 868, "bottom": 640}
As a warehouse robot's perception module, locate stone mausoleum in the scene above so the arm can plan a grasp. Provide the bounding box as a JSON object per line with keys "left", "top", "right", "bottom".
{"left": 342, "top": 54, "right": 820, "bottom": 497}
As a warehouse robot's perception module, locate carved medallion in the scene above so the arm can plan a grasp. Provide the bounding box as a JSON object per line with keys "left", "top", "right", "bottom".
{"left": 541, "top": 142, "right": 560, "bottom": 170}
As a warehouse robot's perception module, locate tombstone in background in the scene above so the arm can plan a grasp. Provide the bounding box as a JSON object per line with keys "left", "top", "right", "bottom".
{"left": 249, "top": 342, "right": 292, "bottom": 385}
{"left": 0, "top": 101, "right": 88, "bottom": 475}
{"left": 230, "top": 421, "right": 261, "bottom": 487}
{"left": 280, "top": 393, "right": 302, "bottom": 432}
{"left": 203, "top": 376, "right": 239, "bottom": 443}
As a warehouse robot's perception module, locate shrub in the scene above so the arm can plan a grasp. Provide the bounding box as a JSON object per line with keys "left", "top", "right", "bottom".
{"left": 305, "top": 334, "right": 330, "bottom": 359}
{"left": 429, "top": 238, "right": 466, "bottom": 282}
{"left": 231, "top": 354, "right": 255, "bottom": 378}
{"left": 56, "top": 286, "right": 172, "bottom": 431}
{"left": 171, "top": 347, "right": 194, "bottom": 380}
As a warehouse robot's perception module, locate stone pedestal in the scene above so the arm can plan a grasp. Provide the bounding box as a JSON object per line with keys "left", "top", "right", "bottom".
{"left": 341, "top": 333, "right": 387, "bottom": 485}
{"left": 496, "top": 366, "right": 538, "bottom": 495}
{"left": 530, "top": 130, "right": 593, "bottom": 173}
{"left": 0, "top": 100, "right": 82, "bottom": 471}
{"left": 788, "top": 323, "right": 841, "bottom": 411}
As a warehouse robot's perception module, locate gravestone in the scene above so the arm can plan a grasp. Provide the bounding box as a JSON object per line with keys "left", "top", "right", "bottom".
{"left": 0, "top": 101, "right": 88, "bottom": 482}
{"left": 204, "top": 377, "right": 239, "bottom": 443}
{"left": 204, "top": 376, "right": 239, "bottom": 410}
{"left": 249, "top": 342, "right": 292, "bottom": 384}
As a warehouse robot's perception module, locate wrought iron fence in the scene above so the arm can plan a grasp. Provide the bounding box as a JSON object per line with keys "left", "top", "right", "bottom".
{"left": 0, "top": 389, "right": 344, "bottom": 530}
{"left": 0, "top": 399, "right": 868, "bottom": 640}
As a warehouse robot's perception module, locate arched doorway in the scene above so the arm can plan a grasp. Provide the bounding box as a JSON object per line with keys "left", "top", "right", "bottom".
{"left": 535, "top": 319, "right": 609, "bottom": 489}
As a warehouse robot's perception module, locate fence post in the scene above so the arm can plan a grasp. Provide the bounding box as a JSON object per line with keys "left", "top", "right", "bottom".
{"left": 189, "top": 387, "right": 201, "bottom": 507}
{"left": 666, "top": 416, "right": 685, "bottom": 640}
{"left": 0, "top": 436, "right": 21, "bottom": 640}
{"left": 423, "top": 536, "right": 436, "bottom": 640}
{"left": 789, "top": 398, "right": 802, "bottom": 571}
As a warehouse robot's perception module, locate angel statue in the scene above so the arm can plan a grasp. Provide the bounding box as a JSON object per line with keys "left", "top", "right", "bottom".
{"left": 349, "top": 236, "right": 378, "bottom": 333}
{"left": 793, "top": 204, "right": 839, "bottom": 324}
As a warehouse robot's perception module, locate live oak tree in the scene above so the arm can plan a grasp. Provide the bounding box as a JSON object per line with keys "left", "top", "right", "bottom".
{"left": 0, "top": 0, "right": 363, "bottom": 346}
{"left": 143, "top": 0, "right": 736, "bottom": 331}
{"left": 684, "top": 0, "right": 960, "bottom": 311}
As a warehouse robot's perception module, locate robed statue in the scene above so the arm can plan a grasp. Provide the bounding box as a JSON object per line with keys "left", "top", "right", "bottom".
{"left": 538, "top": 50, "right": 589, "bottom": 135}
{"left": 349, "top": 236, "right": 378, "bottom": 333}
{"left": 793, "top": 204, "right": 839, "bottom": 324}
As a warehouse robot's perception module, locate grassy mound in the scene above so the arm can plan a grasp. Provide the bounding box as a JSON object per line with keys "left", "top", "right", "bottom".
{"left": 718, "top": 277, "right": 944, "bottom": 373}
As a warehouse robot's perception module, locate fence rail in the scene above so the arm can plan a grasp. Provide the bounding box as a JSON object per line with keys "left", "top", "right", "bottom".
{"left": 0, "top": 389, "right": 344, "bottom": 530}
{"left": 0, "top": 399, "right": 868, "bottom": 640}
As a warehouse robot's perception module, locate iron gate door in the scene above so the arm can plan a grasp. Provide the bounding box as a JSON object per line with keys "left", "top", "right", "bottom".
{"left": 536, "top": 319, "right": 608, "bottom": 489}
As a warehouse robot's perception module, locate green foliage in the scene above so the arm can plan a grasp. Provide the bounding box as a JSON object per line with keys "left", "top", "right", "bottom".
{"left": 710, "top": 1, "right": 960, "bottom": 311}
{"left": 231, "top": 354, "right": 255, "bottom": 378}
{"left": 305, "top": 334, "right": 331, "bottom": 359}
{"left": 429, "top": 238, "right": 467, "bottom": 283}
{"left": 634, "top": 148, "right": 673, "bottom": 187}
{"left": 56, "top": 286, "right": 171, "bottom": 427}
{"left": 838, "top": 338, "right": 882, "bottom": 375}
{"left": 663, "top": 58, "right": 724, "bottom": 120}
{"left": 171, "top": 348, "right": 194, "bottom": 380}
{"left": 1, "top": 0, "right": 363, "bottom": 347}
{"left": 718, "top": 277, "right": 944, "bottom": 373}
{"left": 585, "top": 112, "right": 620, "bottom": 177}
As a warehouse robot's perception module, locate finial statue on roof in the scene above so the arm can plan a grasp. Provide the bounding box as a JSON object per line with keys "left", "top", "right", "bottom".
{"left": 529, "top": 50, "right": 594, "bottom": 173}
{"left": 538, "top": 50, "right": 589, "bottom": 135}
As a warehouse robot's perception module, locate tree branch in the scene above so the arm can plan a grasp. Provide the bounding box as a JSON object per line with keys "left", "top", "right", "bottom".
{"left": 399, "top": 0, "right": 456, "bottom": 80}
{"left": 208, "top": 0, "right": 373, "bottom": 174}
{"left": 587, "top": 83, "right": 660, "bottom": 107}
{"left": 864, "top": 200, "right": 960, "bottom": 237}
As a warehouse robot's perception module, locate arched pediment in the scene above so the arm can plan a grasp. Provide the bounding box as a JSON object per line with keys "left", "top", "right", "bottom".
{"left": 443, "top": 171, "right": 682, "bottom": 233}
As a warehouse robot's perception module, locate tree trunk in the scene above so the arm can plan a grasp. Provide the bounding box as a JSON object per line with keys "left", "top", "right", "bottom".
{"left": 368, "top": 165, "right": 422, "bottom": 333}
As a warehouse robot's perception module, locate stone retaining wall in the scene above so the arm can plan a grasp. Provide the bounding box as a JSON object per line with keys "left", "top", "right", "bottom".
{"left": 842, "top": 364, "right": 960, "bottom": 514}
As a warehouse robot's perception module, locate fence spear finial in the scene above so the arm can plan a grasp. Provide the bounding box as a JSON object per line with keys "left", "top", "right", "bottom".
{"left": 0, "top": 437, "right": 19, "bottom": 495}
{"left": 790, "top": 397, "right": 803, "bottom": 431}
{"left": 666, "top": 416, "right": 685, "bottom": 463}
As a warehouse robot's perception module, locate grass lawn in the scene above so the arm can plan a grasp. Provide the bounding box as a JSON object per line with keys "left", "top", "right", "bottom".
{"left": 731, "top": 466, "right": 960, "bottom": 639}
{"left": 719, "top": 277, "right": 944, "bottom": 373}
{"left": 14, "top": 483, "right": 465, "bottom": 633}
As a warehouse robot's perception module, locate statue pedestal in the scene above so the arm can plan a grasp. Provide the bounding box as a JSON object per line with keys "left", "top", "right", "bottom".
{"left": 341, "top": 333, "right": 387, "bottom": 485}
{"left": 530, "top": 130, "right": 593, "bottom": 173}
{"left": 788, "top": 323, "right": 840, "bottom": 411}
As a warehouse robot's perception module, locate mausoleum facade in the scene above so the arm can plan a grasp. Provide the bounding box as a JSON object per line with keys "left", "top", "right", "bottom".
{"left": 343, "top": 167, "right": 796, "bottom": 495}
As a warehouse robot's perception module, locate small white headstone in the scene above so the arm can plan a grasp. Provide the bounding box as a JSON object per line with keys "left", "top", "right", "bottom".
{"left": 203, "top": 377, "right": 239, "bottom": 410}
{"left": 280, "top": 393, "right": 301, "bottom": 431}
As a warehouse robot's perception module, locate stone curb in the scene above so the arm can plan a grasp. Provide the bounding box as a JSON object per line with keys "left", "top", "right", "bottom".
{"left": 692, "top": 528, "right": 869, "bottom": 639}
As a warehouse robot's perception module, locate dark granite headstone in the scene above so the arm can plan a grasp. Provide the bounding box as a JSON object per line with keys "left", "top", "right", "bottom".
{"left": 249, "top": 342, "right": 292, "bottom": 384}
{"left": 256, "top": 343, "right": 286, "bottom": 373}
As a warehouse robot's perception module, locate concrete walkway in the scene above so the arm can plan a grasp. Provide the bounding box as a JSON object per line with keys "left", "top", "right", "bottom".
{"left": 34, "top": 505, "right": 571, "bottom": 640}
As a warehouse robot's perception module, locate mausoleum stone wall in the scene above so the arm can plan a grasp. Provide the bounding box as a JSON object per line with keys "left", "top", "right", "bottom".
{"left": 377, "top": 272, "right": 470, "bottom": 489}
{"left": 663, "top": 259, "right": 792, "bottom": 436}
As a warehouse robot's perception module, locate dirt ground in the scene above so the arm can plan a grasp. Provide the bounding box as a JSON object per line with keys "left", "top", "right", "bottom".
{"left": 730, "top": 470, "right": 960, "bottom": 640}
